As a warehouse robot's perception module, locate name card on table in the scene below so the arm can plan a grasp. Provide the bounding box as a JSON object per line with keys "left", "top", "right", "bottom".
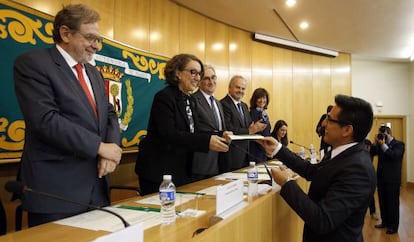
{"left": 216, "top": 179, "right": 246, "bottom": 218}
{"left": 93, "top": 223, "right": 143, "bottom": 242}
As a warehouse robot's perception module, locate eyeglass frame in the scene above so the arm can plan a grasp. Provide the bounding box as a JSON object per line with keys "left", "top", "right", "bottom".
{"left": 75, "top": 31, "right": 103, "bottom": 44}
{"left": 202, "top": 75, "right": 217, "bottom": 81}
{"left": 325, "top": 114, "right": 352, "bottom": 126}
{"left": 184, "top": 69, "right": 203, "bottom": 77}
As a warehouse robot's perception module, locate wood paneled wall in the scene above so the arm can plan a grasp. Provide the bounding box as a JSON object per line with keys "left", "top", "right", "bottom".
{"left": 13, "top": 0, "right": 351, "bottom": 150}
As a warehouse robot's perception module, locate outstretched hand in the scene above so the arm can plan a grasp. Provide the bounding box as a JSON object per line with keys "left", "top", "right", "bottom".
{"left": 255, "top": 136, "right": 279, "bottom": 158}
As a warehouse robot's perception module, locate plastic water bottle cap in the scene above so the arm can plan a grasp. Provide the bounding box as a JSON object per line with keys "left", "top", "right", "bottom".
{"left": 249, "top": 161, "right": 256, "bottom": 166}
{"left": 163, "top": 175, "right": 172, "bottom": 180}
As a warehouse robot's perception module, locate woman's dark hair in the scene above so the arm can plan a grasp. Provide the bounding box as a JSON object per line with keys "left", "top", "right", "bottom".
{"left": 52, "top": 4, "right": 100, "bottom": 43}
{"left": 249, "top": 88, "right": 269, "bottom": 110}
{"left": 335, "top": 94, "right": 373, "bottom": 142}
{"left": 164, "top": 53, "right": 204, "bottom": 86}
{"left": 271, "top": 120, "right": 289, "bottom": 146}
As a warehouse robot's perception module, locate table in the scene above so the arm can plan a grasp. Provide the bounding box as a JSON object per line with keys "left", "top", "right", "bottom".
{"left": 0, "top": 175, "right": 304, "bottom": 242}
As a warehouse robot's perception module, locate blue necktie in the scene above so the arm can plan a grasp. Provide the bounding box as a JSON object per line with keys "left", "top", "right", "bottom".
{"left": 237, "top": 102, "right": 245, "bottom": 125}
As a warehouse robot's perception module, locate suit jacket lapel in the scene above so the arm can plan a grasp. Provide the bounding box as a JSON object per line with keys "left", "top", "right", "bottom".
{"left": 50, "top": 46, "right": 99, "bottom": 125}
{"left": 176, "top": 92, "right": 190, "bottom": 128}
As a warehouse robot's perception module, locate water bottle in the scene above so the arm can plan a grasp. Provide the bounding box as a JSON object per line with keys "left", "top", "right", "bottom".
{"left": 247, "top": 162, "right": 258, "bottom": 197}
{"left": 309, "top": 144, "right": 317, "bottom": 164}
{"left": 159, "top": 174, "right": 176, "bottom": 224}
{"left": 298, "top": 147, "right": 306, "bottom": 159}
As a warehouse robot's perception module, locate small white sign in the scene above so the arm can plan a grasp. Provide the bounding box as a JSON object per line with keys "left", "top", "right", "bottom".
{"left": 93, "top": 222, "right": 143, "bottom": 242}
{"left": 216, "top": 179, "right": 244, "bottom": 215}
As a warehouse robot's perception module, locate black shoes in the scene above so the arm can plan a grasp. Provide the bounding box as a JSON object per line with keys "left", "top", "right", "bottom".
{"left": 374, "top": 223, "right": 386, "bottom": 229}
{"left": 374, "top": 224, "right": 398, "bottom": 234}
{"left": 386, "top": 228, "right": 398, "bottom": 234}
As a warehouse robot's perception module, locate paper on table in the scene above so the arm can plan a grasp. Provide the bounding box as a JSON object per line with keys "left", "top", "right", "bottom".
{"left": 93, "top": 223, "right": 143, "bottom": 242}
{"left": 136, "top": 193, "right": 196, "bottom": 206}
{"left": 228, "top": 134, "right": 264, "bottom": 140}
{"left": 214, "top": 172, "right": 270, "bottom": 181}
{"left": 196, "top": 186, "right": 219, "bottom": 195}
{"left": 54, "top": 207, "right": 160, "bottom": 232}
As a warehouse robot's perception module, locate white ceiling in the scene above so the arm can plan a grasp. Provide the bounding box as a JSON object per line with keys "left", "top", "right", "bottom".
{"left": 172, "top": 0, "right": 414, "bottom": 61}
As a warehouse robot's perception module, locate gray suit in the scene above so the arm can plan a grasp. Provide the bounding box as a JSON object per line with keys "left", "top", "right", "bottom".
{"left": 14, "top": 45, "right": 120, "bottom": 214}
{"left": 192, "top": 90, "right": 227, "bottom": 176}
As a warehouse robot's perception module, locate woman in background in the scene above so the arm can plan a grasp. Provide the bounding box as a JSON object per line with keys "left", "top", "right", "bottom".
{"left": 249, "top": 88, "right": 271, "bottom": 162}
{"left": 271, "top": 120, "right": 289, "bottom": 146}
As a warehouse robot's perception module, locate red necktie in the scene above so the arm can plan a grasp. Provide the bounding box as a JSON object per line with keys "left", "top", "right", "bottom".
{"left": 74, "top": 63, "right": 97, "bottom": 117}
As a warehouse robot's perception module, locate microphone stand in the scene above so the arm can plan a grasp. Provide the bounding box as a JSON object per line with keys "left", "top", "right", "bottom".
{"left": 289, "top": 141, "right": 311, "bottom": 151}
{"left": 228, "top": 142, "right": 273, "bottom": 185}
{"left": 5, "top": 182, "right": 130, "bottom": 228}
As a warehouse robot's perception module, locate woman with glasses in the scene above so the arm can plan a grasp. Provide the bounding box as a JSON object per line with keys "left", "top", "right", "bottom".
{"left": 135, "top": 54, "right": 230, "bottom": 195}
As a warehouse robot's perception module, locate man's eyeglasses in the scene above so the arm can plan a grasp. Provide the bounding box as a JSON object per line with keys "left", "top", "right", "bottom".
{"left": 325, "top": 115, "right": 351, "bottom": 126}
{"left": 184, "top": 69, "right": 203, "bottom": 77}
{"left": 77, "top": 32, "right": 103, "bottom": 44}
{"left": 202, "top": 75, "right": 217, "bottom": 81}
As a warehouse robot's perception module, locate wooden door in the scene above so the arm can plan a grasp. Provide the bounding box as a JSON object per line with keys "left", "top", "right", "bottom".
{"left": 368, "top": 115, "right": 407, "bottom": 186}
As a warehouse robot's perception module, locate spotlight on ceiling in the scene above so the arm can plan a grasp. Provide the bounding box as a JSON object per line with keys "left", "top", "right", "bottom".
{"left": 253, "top": 32, "right": 338, "bottom": 58}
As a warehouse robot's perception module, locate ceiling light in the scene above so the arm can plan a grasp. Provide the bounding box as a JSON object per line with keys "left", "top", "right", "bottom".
{"left": 410, "top": 51, "right": 414, "bottom": 61}
{"left": 253, "top": 32, "right": 338, "bottom": 57}
{"left": 299, "top": 21, "right": 309, "bottom": 30}
{"left": 285, "top": 0, "right": 296, "bottom": 7}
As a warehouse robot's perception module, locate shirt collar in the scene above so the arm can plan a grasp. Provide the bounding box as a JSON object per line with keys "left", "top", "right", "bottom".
{"left": 228, "top": 94, "right": 241, "bottom": 106}
{"left": 56, "top": 44, "right": 78, "bottom": 68}
{"left": 200, "top": 89, "right": 213, "bottom": 101}
{"left": 331, "top": 142, "right": 358, "bottom": 159}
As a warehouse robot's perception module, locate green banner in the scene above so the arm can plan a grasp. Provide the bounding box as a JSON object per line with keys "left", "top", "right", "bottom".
{"left": 0, "top": 0, "right": 167, "bottom": 159}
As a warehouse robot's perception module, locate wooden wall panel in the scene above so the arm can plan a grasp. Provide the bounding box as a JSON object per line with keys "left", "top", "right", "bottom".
{"left": 291, "top": 52, "right": 314, "bottom": 149}
{"left": 228, "top": 28, "right": 252, "bottom": 102}
{"left": 83, "top": 0, "right": 114, "bottom": 39}
{"left": 114, "top": 0, "right": 150, "bottom": 51}
{"left": 12, "top": 0, "right": 68, "bottom": 15}
{"left": 178, "top": 7, "right": 205, "bottom": 58}
{"left": 251, "top": 41, "right": 273, "bottom": 116}
{"left": 149, "top": 0, "right": 180, "bottom": 57}
{"left": 272, "top": 48, "right": 293, "bottom": 135}
{"left": 204, "top": 18, "right": 229, "bottom": 98}
{"left": 312, "top": 55, "right": 333, "bottom": 147}
{"left": 331, "top": 53, "right": 352, "bottom": 96}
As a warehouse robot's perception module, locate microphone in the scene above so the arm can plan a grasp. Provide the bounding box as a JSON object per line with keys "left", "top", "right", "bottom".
{"left": 289, "top": 140, "right": 311, "bottom": 151}
{"left": 5, "top": 181, "right": 130, "bottom": 228}
{"left": 229, "top": 142, "right": 273, "bottom": 185}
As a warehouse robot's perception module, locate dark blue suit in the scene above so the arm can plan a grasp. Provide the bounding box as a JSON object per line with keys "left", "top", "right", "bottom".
{"left": 220, "top": 95, "right": 252, "bottom": 170}
{"left": 14, "top": 45, "right": 120, "bottom": 214}
{"left": 249, "top": 108, "right": 271, "bottom": 162}
{"left": 275, "top": 143, "right": 376, "bottom": 242}
{"left": 370, "top": 138, "right": 405, "bottom": 231}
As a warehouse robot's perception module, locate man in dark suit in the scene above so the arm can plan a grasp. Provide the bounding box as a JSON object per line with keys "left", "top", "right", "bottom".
{"left": 220, "top": 75, "right": 266, "bottom": 170}
{"left": 13, "top": 4, "right": 122, "bottom": 227}
{"left": 259, "top": 94, "right": 376, "bottom": 242}
{"left": 192, "top": 65, "right": 230, "bottom": 179}
{"left": 371, "top": 125, "right": 405, "bottom": 234}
